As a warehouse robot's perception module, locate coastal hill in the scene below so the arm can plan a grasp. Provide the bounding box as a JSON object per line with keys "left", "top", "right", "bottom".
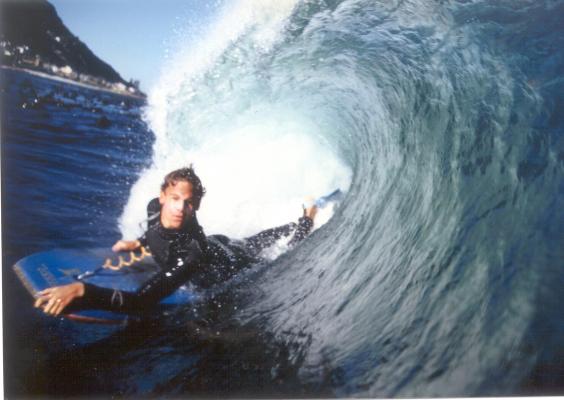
{"left": 0, "top": 0, "right": 143, "bottom": 97}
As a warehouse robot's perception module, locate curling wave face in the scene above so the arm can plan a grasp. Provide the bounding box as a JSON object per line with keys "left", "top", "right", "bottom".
{"left": 119, "top": 0, "right": 563, "bottom": 396}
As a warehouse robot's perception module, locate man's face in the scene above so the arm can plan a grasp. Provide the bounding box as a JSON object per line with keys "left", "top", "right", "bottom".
{"left": 159, "top": 180, "right": 195, "bottom": 229}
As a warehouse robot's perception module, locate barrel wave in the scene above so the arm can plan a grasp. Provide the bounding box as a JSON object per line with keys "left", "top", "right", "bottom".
{"left": 115, "top": 0, "right": 563, "bottom": 397}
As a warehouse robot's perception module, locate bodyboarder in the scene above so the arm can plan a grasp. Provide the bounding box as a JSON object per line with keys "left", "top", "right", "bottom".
{"left": 34, "top": 166, "right": 318, "bottom": 316}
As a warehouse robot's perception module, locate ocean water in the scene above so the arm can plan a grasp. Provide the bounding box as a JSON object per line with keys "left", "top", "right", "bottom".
{"left": 2, "top": 0, "right": 564, "bottom": 397}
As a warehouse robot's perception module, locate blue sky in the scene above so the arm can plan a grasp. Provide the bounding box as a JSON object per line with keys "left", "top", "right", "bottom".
{"left": 49, "top": 0, "right": 219, "bottom": 91}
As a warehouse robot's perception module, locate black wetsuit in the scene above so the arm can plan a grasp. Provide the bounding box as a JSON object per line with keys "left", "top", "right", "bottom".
{"left": 73, "top": 198, "right": 314, "bottom": 313}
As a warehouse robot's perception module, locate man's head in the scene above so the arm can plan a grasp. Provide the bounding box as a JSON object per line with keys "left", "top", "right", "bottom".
{"left": 159, "top": 167, "right": 206, "bottom": 229}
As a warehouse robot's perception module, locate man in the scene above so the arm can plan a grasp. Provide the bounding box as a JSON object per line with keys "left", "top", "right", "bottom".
{"left": 34, "top": 166, "right": 317, "bottom": 316}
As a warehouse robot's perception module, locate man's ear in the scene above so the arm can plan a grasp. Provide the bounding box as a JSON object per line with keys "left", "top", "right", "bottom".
{"left": 159, "top": 191, "right": 166, "bottom": 205}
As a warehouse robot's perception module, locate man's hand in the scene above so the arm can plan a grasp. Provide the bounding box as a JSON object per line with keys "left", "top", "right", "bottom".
{"left": 304, "top": 204, "right": 318, "bottom": 221}
{"left": 34, "top": 282, "right": 85, "bottom": 316}
{"left": 112, "top": 239, "right": 141, "bottom": 252}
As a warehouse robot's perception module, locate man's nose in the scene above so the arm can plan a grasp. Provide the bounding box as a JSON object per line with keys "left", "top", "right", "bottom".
{"left": 174, "top": 200, "right": 186, "bottom": 211}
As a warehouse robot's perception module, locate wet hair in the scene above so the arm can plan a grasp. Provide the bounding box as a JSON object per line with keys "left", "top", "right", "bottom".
{"left": 161, "top": 166, "right": 206, "bottom": 210}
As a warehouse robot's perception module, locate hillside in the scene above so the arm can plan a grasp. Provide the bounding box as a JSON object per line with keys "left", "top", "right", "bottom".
{"left": 0, "top": 0, "right": 142, "bottom": 96}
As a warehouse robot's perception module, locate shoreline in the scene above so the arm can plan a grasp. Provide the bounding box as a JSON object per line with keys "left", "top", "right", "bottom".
{"left": 0, "top": 65, "right": 146, "bottom": 100}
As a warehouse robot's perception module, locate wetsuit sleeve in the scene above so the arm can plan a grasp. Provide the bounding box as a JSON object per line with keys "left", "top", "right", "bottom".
{"left": 69, "top": 240, "right": 203, "bottom": 313}
{"left": 244, "top": 216, "right": 314, "bottom": 256}
{"left": 244, "top": 222, "right": 297, "bottom": 255}
{"left": 137, "top": 234, "right": 148, "bottom": 247}
{"left": 288, "top": 216, "right": 314, "bottom": 246}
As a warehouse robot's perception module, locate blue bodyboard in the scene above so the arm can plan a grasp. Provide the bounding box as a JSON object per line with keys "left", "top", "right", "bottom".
{"left": 314, "top": 189, "right": 344, "bottom": 208}
{"left": 13, "top": 248, "right": 197, "bottom": 324}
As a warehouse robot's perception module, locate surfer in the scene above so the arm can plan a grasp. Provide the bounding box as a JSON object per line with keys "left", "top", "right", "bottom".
{"left": 34, "top": 166, "right": 318, "bottom": 316}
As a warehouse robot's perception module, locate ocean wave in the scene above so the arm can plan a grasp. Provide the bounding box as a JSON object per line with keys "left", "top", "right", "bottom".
{"left": 118, "top": 0, "right": 563, "bottom": 396}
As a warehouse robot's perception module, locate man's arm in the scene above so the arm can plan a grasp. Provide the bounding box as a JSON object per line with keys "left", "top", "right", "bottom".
{"left": 36, "top": 197, "right": 164, "bottom": 316}
{"left": 76, "top": 260, "right": 195, "bottom": 312}
{"left": 244, "top": 205, "right": 317, "bottom": 254}
{"left": 35, "top": 240, "right": 203, "bottom": 315}
{"left": 37, "top": 238, "right": 145, "bottom": 316}
{"left": 288, "top": 204, "right": 317, "bottom": 246}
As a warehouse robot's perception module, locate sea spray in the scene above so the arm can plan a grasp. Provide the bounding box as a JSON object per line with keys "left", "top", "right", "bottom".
{"left": 119, "top": 0, "right": 351, "bottom": 239}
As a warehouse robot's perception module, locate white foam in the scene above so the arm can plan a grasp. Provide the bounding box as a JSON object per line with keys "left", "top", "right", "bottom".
{"left": 146, "top": 0, "right": 299, "bottom": 139}
{"left": 118, "top": 0, "right": 352, "bottom": 241}
{"left": 120, "top": 114, "right": 350, "bottom": 239}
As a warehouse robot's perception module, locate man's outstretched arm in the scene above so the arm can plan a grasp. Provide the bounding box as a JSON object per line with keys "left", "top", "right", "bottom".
{"left": 34, "top": 240, "right": 203, "bottom": 316}
{"left": 244, "top": 204, "right": 317, "bottom": 255}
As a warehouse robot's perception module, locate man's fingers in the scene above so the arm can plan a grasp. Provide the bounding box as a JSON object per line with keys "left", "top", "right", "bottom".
{"left": 53, "top": 298, "right": 68, "bottom": 316}
{"left": 34, "top": 297, "right": 47, "bottom": 308}
{"left": 42, "top": 297, "right": 64, "bottom": 315}
{"left": 51, "top": 301, "right": 61, "bottom": 316}
{"left": 37, "top": 287, "right": 53, "bottom": 296}
{"left": 112, "top": 240, "right": 128, "bottom": 252}
{"left": 43, "top": 298, "right": 56, "bottom": 314}
{"left": 112, "top": 240, "right": 140, "bottom": 253}
{"left": 34, "top": 284, "right": 78, "bottom": 316}
{"left": 111, "top": 243, "right": 120, "bottom": 252}
{"left": 54, "top": 301, "right": 67, "bottom": 316}
{"left": 34, "top": 290, "right": 52, "bottom": 308}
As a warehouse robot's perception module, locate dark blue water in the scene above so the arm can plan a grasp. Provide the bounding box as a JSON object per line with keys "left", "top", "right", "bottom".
{"left": 3, "top": 0, "right": 564, "bottom": 398}
{"left": 1, "top": 68, "right": 155, "bottom": 397}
